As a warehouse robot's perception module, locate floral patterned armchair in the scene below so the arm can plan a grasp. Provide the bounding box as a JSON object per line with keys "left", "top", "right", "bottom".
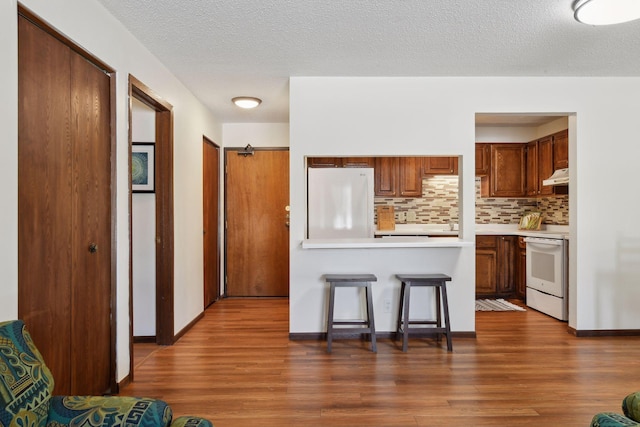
{"left": 0, "top": 320, "right": 213, "bottom": 427}
{"left": 591, "top": 392, "right": 640, "bottom": 427}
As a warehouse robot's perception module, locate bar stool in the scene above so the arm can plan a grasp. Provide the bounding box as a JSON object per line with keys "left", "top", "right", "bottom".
{"left": 395, "top": 274, "right": 452, "bottom": 352}
{"left": 324, "top": 274, "right": 377, "bottom": 353}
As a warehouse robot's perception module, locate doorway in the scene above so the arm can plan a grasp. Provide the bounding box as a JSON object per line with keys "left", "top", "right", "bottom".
{"left": 203, "top": 137, "right": 221, "bottom": 307}
{"left": 128, "top": 76, "right": 175, "bottom": 381}
{"left": 131, "top": 99, "right": 157, "bottom": 343}
{"left": 225, "top": 148, "right": 290, "bottom": 297}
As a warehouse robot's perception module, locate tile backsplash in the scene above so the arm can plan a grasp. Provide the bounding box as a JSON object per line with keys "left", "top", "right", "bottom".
{"left": 374, "top": 176, "right": 569, "bottom": 225}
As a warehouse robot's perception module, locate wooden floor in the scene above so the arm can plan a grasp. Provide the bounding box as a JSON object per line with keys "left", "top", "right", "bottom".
{"left": 121, "top": 298, "right": 640, "bottom": 427}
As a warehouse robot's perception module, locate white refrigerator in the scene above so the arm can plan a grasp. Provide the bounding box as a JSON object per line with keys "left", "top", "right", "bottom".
{"left": 307, "top": 168, "right": 375, "bottom": 239}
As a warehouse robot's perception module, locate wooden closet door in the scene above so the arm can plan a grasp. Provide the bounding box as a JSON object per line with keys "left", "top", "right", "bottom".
{"left": 18, "top": 15, "right": 112, "bottom": 395}
{"left": 18, "top": 15, "right": 74, "bottom": 394}
{"left": 69, "top": 51, "right": 112, "bottom": 395}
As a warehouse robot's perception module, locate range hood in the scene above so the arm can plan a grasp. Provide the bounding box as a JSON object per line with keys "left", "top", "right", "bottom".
{"left": 542, "top": 168, "right": 569, "bottom": 186}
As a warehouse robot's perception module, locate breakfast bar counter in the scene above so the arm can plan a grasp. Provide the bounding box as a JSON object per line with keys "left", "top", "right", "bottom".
{"left": 301, "top": 236, "right": 473, "bottom": 249}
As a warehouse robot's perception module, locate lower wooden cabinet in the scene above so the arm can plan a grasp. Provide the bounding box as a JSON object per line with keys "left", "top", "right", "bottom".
{"left": 516, "top": 236, "right": 527, "bottom": 300}
{"left": 475, "top": 235, "right": 517, "bottom": 298}
{"left": 476, "top": 236, "right": 497, "bottom": 295}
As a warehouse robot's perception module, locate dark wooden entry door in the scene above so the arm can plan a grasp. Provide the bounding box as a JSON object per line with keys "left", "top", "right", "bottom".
{"left": 18, "top": 15, "right": 112, "bottom": 395}
{"left": 203, "top": 138, "right": 220, "bottom": 307}
{"left": 225, "top": 149, "right": 289, "bottom": 297}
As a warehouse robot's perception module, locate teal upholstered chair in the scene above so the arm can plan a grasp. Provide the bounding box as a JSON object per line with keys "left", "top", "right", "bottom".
{"left": 591, "top": 392, "right": 640, "bottom": 427}
{"left": 0, "top": 320, "right": 213, "bottom": 427}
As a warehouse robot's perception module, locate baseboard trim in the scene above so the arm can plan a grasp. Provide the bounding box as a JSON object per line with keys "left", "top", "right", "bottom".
{"left": 117, "top": 374, "right": 131, "bottom": 392}
{"left": 174, "top": 311, "right": 205, "bottom": 342}
{"left": 569, "top": 327, "right": 640, "bottom": 337}
{"left": 289, "top": 331, "right": 476, "bottom": 340}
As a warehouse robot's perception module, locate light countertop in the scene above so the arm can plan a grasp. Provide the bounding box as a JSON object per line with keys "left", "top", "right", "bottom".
{"left": 301, "top": 224, "right": 569, "bottom": 249}
{"left": 475, "top": 224, "right": 569, "bottom": 240}
{"left": 374, "top": 224, "right": 458, "bottom": 236}
{"left": 374, "top": 223, "right": 569, "bottom": 239}
{"left": 301, "top": 236, "right": 473, "bottom": 249}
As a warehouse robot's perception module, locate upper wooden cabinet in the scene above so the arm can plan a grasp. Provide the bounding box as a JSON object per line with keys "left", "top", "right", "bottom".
{"left": 398, "top": 157, "right": 423, "bottom": 197}
{"left": 374, "top": 157, "right": 422, "bottom": 197}
{"left": 537, "top": 136, "right": 555, "bottom": 197}
{"left": 342, "top": 157, "right": 375, "bottom": 168}
{"left": 478, "top": 129, "right": 567, "bottom": 199}
{"left": 552, "top": 129, "right": 568, "bottom": 170}
{"left": 475, "top": 144, "right": 490, "bottom": 176}
{"left": 490, "top": 144, "right": 525, "bottom": 197}
{"left": 307, "top": 157, "right": 341, "bottom": 168}
{"left": 525, "top": 135, "right": 560, "bottom": 197}
{"left": 525, "top": 140, "right": 538, "bottom": 197}
{"left": 307, "top": 157, "right": 374, "bottom": 168}
{"left": 374, "top": 157, "right": 398, "bottom": 197}
{"left": 423, "top": 156, "right": 458, "bottom": 175}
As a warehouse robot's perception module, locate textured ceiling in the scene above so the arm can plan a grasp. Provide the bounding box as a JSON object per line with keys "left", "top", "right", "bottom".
{"left": 95, "top": 0, "right": 640, "bottom": 123}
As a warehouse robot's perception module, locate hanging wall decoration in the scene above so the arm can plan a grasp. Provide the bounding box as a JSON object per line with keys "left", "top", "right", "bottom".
{"left": 132, "top": 143, "right": 155, "bottom": 193}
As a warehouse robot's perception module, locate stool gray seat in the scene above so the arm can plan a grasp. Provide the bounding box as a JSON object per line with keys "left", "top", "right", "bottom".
{"left": 324, "top": 274, "right": 377, "bottom": 353}
{"left": 395, "top": 273, "right": 452, "bottom": 352}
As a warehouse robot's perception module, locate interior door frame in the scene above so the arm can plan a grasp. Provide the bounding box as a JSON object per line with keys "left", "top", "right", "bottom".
{"left": 17, "top": 6, "right": 118, "bottom": 395}
{"left": 203, "top": 137, "right": 221, "bottom": 306}
{"left": 128, "top": 75, "right": 175, "bottom": 381}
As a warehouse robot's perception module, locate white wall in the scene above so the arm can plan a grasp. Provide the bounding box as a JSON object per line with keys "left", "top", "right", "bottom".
{"left": 475, "top": 126, "right": 538, "bottom": 142}
{"left": 290, "top": 77, "right": 640, "bottom": 334}
{"left": 0, "top": 0, "right": 18, "bottom": 322}
{"left": 131, "top": 99, "right": 156, "bottom": 336}
{"left": 475, "top": 117, "right": 569, "bottom": 143}
{"left": 1, "top": 0, "right": 222, "bottom": 382}
{"left": 537, "top": 117, "right": 569, "bottom": 138}
{"left": 223, "top": 123, "right": 290, "bottom": 148}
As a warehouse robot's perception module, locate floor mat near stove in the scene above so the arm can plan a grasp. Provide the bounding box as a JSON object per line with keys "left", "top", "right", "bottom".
{"left": 475, "top": 298, "right": 526, "bottom": 311}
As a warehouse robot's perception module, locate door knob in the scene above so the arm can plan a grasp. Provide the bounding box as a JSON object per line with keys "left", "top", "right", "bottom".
{"left": 88, "top": 243, "right": 98, "bottom": 253}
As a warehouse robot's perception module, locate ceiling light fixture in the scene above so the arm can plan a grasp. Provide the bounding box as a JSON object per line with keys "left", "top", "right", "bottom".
{"left": 574, "top": 0, "right": 640, "bottom": 25}
{"left": 232, "top": 97, "right": 262, "bottom": 109}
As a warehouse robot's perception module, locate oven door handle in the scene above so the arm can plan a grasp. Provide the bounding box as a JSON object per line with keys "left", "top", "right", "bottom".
{"left": 523, "top": 237, "right": 564, "bottom": 246}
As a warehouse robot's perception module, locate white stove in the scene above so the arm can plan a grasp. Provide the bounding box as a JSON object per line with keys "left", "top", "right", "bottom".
{"left": 524, "top": 236, "right": 568, "bottom": 321}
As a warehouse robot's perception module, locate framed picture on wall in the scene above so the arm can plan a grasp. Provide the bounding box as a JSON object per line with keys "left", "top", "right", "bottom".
{"left": 132, "top": 143, "right": 155, "bottom": 193}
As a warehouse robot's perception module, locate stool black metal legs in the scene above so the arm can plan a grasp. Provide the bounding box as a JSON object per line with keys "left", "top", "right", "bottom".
{"left": 324, "top": 274, "right": 377, "bottom": 353}
{"left": 395, "top": 274, "right": 452, "bottom": 352}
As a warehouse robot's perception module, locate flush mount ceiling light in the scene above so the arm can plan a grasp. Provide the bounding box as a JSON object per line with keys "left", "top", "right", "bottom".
{"left": 574, "top": 0, "right": 640, "bottom": 25}
{"left": 232, "top": 97, "right": 262, "bottom": 109}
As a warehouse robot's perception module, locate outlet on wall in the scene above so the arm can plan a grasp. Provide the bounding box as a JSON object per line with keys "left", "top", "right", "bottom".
{"left": 397, "top": 212, "right": 406, "bottom": 222}
{"left": 383, "top": 299, "right": 391, "bottom": 313}
{"left": 407, "top": 211, "right": 417, "bottom": 222}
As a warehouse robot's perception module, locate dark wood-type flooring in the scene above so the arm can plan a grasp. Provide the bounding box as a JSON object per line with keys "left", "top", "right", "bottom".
{"left": 121, "top": 298, "right": 640, "bottom": 426}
